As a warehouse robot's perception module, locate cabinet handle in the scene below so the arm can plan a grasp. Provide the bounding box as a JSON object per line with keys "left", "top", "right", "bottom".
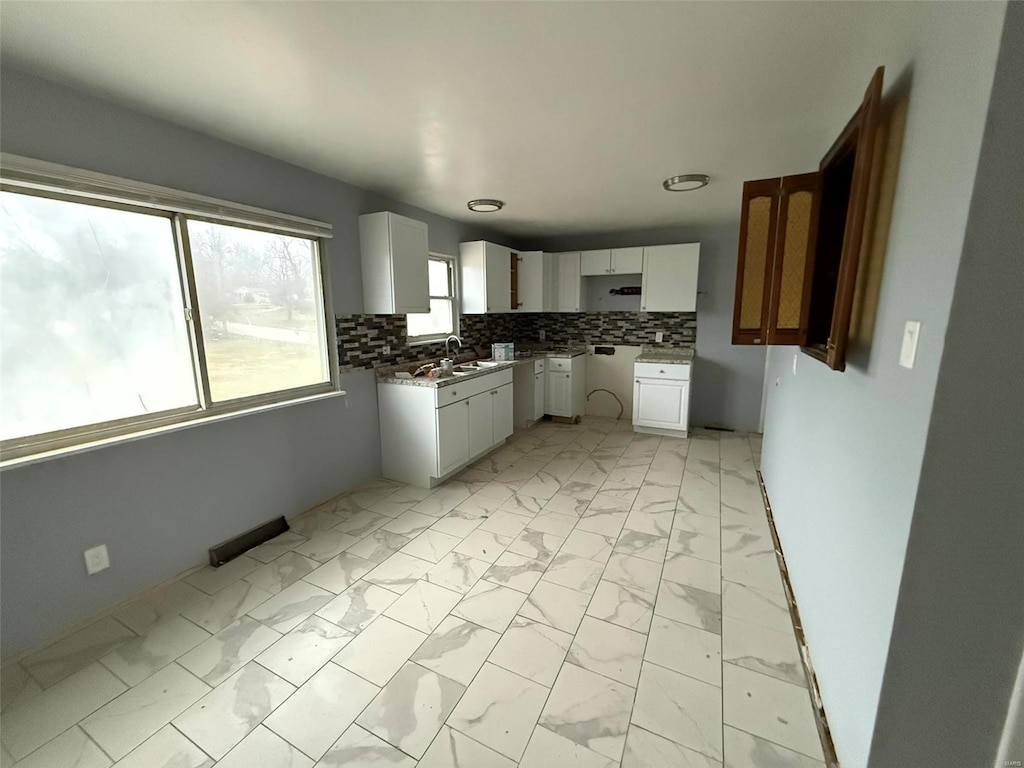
{"left": 491, "top": 391, "right": 496, "bottom": 396}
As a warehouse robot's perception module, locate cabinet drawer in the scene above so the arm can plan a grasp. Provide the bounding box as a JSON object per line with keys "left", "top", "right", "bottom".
{"left": 533, "top": 358, "right": 546, "bottom": 373}
{"left": 434, "top": 368, "right": 513, "bottom": 408}
{"left": 548, "top": 357, "right": 572, "bottom": 372}
{"left": 634, "top": 362, "right": 691, "bottom": 381}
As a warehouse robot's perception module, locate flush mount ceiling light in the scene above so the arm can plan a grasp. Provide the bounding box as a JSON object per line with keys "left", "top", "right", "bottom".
{"left": 467, "top": 199, "right": 504, "bottom": 213}
{"left": 663, "top": 174, "right": 710, "bottom": 192}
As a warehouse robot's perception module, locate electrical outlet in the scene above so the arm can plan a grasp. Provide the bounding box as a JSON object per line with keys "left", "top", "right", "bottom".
{"left": 381, "top": 345, "right": 391, "bottom": 356}
{"left": 539, "top": 330, "right": 546, "bottom": 341}
{"left": 84, "top": 544, "right": 110, "bottom": 575}
{"left": 655, "top": 331, "right": 664, "bottom": 343}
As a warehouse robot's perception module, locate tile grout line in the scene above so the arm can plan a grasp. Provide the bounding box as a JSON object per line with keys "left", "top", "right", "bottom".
{"left": 719, "top": 433, "right": 728, "bottom": 765}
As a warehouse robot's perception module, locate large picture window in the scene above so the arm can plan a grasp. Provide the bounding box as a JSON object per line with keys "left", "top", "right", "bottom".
{"left": 0, "top": 160, "right": 335, "bottom": 461}
{"left": 406, "top": 255, "right": 458, "bottom": 342}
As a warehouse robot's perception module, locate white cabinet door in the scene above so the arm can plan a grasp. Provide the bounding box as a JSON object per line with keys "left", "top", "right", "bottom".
{"left": 390, "top": 215, "right": 431, "bottom": 313}
{"left": 437, "top": 401, "right": 470, "bottom": 476}
{"left": 533, "top": 372, "right": 545, "bottom": 421}
{"left": 641, "top": 243, "right": 700, "bottom": 312}
{"left": 611, "top": 247, "right": 643, "bottom": 274}
{"left": 580, "top": 249, "right": 611, "bottom": 276}
{"left": 546, "top": 371, "right": 572, "bottom": 417}
{"left": 492, "top": 383, "right": 513, "bottom": 442}
{"left": 485, "top": 243, "right": 512, "bottom": 313}
{"left": 543, "top": 253, "right": 559, "bottom": 312}
{"left": 518, "top": 251, "right": 544, "bottom": 312}
{"left": 632, "top": 378, "right": 689, "bottom": 430}
{"left": 468, "top": 392, "right": 494, "bottom": 457}
{"left": 557, "top": 252, "right": 581, "bottom": 312}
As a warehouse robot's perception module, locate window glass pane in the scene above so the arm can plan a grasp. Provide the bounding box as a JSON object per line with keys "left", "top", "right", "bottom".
{"left": 188, "top": 220, "right": 329, "bottom": 402}
{"left": 0, "top": 191, "right": 197, "bottom": 441}
{"left": 407, "top": 299, "right": 453, "bottom": 338}
{"left": 428, "top": 258, "right": 450, "bottom": 296}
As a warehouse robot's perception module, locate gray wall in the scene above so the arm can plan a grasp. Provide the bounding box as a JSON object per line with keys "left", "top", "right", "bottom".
{"left": 524, "top": 223, "right": 766, "bottom": 433}
{"left": 0, "top": 67, "right": 508, "bottom": 655}
{"left": 758, "top": 4, "right": 1007, "bottom": 766}
{"left": 868, "top": 4, "right": 1024, "bottom": 764}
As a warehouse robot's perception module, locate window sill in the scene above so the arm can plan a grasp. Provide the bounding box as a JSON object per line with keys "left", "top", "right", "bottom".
{"left": 407, "top": 337, "right": 450, "bottom": 347}
{"left": 0, "top": 389, "right": 348, "bottom": 472}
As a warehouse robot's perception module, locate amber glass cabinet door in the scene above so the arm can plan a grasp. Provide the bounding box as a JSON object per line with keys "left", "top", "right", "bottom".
{"left": 766, "top": 173, "right": 819, "bottom": 345}
{"left": 732, "top": 178, "right": 780, "bottom": 345}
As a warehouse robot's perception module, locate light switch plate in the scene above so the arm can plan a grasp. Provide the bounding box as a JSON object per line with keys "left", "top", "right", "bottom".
{"left": 655, "top": 331, "right": 664, "bottom": 343}
{"left": 900, "top": 321, "right": 921, "bottom": 369}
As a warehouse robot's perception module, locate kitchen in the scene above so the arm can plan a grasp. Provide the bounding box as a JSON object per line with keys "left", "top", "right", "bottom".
{"left": 357, "top": 212, "right": 700, "bottom": 487}
{"left": 0, "top": 3, "right": 1015, "bottom": 767}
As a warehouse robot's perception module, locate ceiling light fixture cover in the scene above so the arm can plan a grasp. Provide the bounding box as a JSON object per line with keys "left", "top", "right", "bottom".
{"left": 663, "top": 174, "right": 710, "bottom": 192}
{"left": 467, "top": 199, "right": 504, "bottom": 212}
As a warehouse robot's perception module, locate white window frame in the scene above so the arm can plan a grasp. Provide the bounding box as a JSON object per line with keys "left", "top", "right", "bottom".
{"left": 0, "top": 154, "right": 340, "bottom": 464}
{"left": 406, "top": 252, "right": 459, "bottom": 345}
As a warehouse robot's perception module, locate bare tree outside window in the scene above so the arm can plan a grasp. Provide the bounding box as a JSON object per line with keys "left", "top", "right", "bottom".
{"left": 188, "top": 220, "right": 329, "bottom": 402}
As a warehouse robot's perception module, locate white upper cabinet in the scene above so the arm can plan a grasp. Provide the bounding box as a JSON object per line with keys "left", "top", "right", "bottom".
{"left": 641, "top": 243, "right": 700, "bottom": 312}
{"left": 359, "top": 212, "right": 430, "bottom": 314}
{"left": 580, "top": 249, "right": 612, "bottom": 276}
{"left": 543, "top": 252, "right": 560, "bottom": 312}
{"left": 556, "top": 252, "right": 581, "bottom": 312}
{"left": 460, "top": 241, "right": 512, "bottom": 314}
{"left": 580, "top": 247, "right": 643, "bottom": 276}
{"left": 611, "top": 247, "right": 643, "bottom": 274}
{"left": 517, "top": 250, "right": 545, "bottom": 312}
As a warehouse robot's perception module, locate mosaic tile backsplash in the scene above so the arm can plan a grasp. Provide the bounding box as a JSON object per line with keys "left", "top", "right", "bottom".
{"left": 336, "top": 312, "right": 696, "bottom": 370}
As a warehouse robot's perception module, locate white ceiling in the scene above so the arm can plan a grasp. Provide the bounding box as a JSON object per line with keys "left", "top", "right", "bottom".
{"left": 0, "top": 2, "right": 918, "bottom": 238}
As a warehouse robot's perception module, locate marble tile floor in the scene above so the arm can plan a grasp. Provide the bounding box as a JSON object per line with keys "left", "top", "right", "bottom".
{"left": 0, "top": 418, "right": 826, "bottom": 768}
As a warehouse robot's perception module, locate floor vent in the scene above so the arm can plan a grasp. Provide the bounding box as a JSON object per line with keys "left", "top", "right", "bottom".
{"left": 208, "top": 516, "right": 289, "bottom": 567}
{"left": 757, "top": 470, "right": 841, "bottom": 768}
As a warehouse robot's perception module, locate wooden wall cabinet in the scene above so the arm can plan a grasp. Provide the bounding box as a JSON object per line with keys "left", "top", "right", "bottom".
{"left": 733, "top": 174, "right": 819, "bottom": 346}
{"left": 732, "top": 67, "right": 884, "bottom": 371}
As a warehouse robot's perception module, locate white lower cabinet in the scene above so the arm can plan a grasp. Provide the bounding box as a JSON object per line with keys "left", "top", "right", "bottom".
{"left": 468, "top": 391, "right": 494, "bottom": 458}
{"left": 379, "top": 368, "right": 514, "bottom": 487}
{"left": 546, "top": 371, "right": 571, "bottom": 417}
{"left": 532, "top": 370, "right": 545, "bottom": 421}
{"left": 632, "top": 362, "right": 692, "bottom": 436}
{"left": 437, "top": 401, "right": 470, "bottom": 476}
{"left": 492, "top": 384, "right": 514, "bottom": 443}
{"left": 545, "top": 354, "right": 586, "bottom": 419}
{"left": 513, "top": 358, "right": 546, "bottom": 429}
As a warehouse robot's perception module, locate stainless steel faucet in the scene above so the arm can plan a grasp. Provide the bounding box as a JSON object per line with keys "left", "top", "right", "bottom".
{"left": 444, "top": 334, "right": 463, "bottom": 359}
